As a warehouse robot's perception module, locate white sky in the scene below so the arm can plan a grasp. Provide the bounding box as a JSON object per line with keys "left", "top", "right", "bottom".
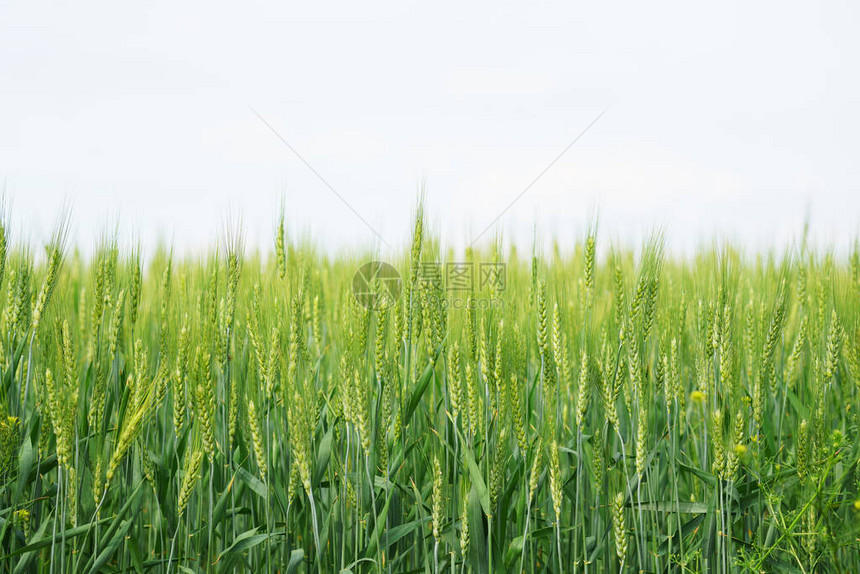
{"left": 1, "top": 1, "right": 859, "bottom": 258}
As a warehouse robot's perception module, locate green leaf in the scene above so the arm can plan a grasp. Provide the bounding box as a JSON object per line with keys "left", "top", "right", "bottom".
{"left": 78, "top": 480, "right": 145, "bottom": 573}
{"left": 7, "top": 518, "right": 105, "bottom": 561}
{"left": 236, "top": 466, "right": 268, "bottom": 500}
{"left": 461, "top": 442, "right": 490, "bottom": 517}
{"left": 286, "top": 548, "right": 305, "bottom": 574}
{"left": 658, "top": 514, "right": 705, "bottom": 554}
{"left": 217, "top": 527, "right": 272, "bottom": 573}
{"left": 504, "top": 535, "right": 524, "bottom": 568}
{"left": 211, "top": 474, "right": 237, "bottom": 529}
{"left": 88, "top": 518, "right": 134, "bottom": 574}
{"left": 313, "top": 423, "right": 334, "bottom": 487}
{"left": 13, "top": 436, "right": 34, "bottom": 503}
{"left": 127, "top": 535, "right": 145, "bottom": 573}
{"left": 452, "top": 424, "right": 490, "bottom": 517}
{"left": 404, "top": 359, "right": 437, "bottom": 427}
{"left": 467, "top": 486, "right": 488, "bottom": 574}
{"left": 785, "top": 388, "right": 811, "bottom": 422}
{"left": 701, "top": 489, "right": 719, "bottom": 571}
{"left": 678, "top": 460, "right": 718, "bottom": 487}
{"left": 11, "top": 508, "right": 52, "bottom": 574}
{"left": 365, "top": 484, "right": 395, "bottom": 558}
{"left": 379, "top": 517, "right": 430, "bottom": 552}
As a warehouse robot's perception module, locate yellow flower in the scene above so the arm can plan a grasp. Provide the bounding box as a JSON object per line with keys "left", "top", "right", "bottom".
{"left": 690, "top": 390, "right": 706, "bottom": 403}
{"left": 734, "top": 444, "right": 748, "bottom": 456}
{"left": 854, "top": 500, "right": 860, "bottom": 511}
{"left": 0, "top": 416, "right": 21, "bottom": 474}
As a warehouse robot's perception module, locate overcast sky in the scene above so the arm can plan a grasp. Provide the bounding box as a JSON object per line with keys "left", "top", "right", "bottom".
{"left": 1, "top": 1, "right": 859, "bottom": 258}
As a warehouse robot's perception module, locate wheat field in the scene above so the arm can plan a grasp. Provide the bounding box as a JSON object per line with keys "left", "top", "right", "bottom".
{"left": 1, "top": 204, "right": 860, "bottom": 573}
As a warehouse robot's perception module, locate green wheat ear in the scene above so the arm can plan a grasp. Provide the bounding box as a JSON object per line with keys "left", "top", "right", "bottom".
{"left": 247, "top": 399, "right": 267, "bottom": 480}
{"left": 459, "top": 490, "right": 470, "bottom": 560}
{"left": 613, "top": 491, "right": 628, "bottom": 563}
{"left": 549, "top": 439, "right": 562, "bottom": 523}
{"left": 431, "top": 455, "right": 444, "bottom": 543}
{"left": 105, "top": 374, "right": 157, "bottom": 492}
{"left": 178, "top": 446, "right": 204, "bottom": 518}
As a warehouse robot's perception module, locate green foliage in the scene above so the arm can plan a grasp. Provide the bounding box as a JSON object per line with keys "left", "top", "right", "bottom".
{"left": 1, "top": 207, "right": 860, "bottom": 573}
